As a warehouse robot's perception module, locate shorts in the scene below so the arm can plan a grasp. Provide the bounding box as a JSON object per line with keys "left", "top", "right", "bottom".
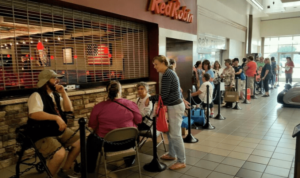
{"left": 35, "top": 128, "right": 80, "bottom": 158}
{"left": 202, "top": 102, "right": 213, "bottom": 109}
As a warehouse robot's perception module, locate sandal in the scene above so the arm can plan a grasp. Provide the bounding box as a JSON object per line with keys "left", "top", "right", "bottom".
{"left": 169, "top": 162, "right": 186, "bottom": 170}
{"left": 160, "top": 154, "right": 176, "bottom": 160}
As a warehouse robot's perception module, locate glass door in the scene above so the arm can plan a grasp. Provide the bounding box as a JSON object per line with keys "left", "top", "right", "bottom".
{"left": 278, "top": 53, "right": 300, "bottom": 83}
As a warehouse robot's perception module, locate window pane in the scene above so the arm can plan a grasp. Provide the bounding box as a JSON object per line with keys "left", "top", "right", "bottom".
{"left": 270, "top": 38, "right": 279, "bottom": 45}
{"left": 264, "top": 38, "right": 271, "bottom": 45}
{"left": 293, "top": 36, "right": 300, "bottom": 45}
{"left": 278, "top": 45, "right": 294, "bottom": 52}
{"left": 293, "top": 45, "right": 300, "bottom": 51}
{"left": 278, "top": 37, "right": 292, "bottom": 45}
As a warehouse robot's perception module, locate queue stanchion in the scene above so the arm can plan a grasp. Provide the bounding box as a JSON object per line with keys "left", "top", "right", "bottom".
{"left": 144, "top": 113, "right": 167, "bottom": 172}
{"left": 243, "top": 76, "right": 250, "bottom": 104}
{"left": 184, "top": 89, "right": 198, "bottom": 143}
{"left": 79, "top": 118, "right": 87, "bottom": 178}
{"left": 214, "top": 79, "right": 225, "bottom": 120}
{"left": 252, "top": 74, "right": 258, "bottom": 99}
{"left": 203, "top": 85, "right": 215, "bottom": 130}
{"left": 233, "top": 79, "right": 242, "bottom": 110}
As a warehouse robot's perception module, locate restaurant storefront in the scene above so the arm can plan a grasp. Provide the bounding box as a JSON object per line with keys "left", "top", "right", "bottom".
{"left": 0, "top": 0, "right": 197, "bottom": 169}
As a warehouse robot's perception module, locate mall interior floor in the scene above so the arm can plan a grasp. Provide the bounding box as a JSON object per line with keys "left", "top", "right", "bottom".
{"left": 0, "top": 83, "right": 297, "bottom": 178}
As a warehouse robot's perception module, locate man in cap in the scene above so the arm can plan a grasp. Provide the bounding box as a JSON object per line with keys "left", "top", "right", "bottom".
{"left": 27, "top": 70, "right": 80, "bottom": 178}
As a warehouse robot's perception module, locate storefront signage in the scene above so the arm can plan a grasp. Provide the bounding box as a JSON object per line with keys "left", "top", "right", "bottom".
{"left": 148, "top": 0, "right": 193, "bottom": 23}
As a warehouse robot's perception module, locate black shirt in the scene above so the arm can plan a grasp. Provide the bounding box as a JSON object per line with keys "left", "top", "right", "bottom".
{"left": 233, "top": 65, "right": 242, "bottom": 79}
{"left": 261, "top": 63, "right": 271, "bottom": 79}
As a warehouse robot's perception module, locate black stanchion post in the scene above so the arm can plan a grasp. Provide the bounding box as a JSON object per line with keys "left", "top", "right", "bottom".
{"left": 252, "top": 74, "right": 258, "bottom": 99}
{"left": 78, "top": 118, "right": 87, "bottom": 178}
{"left": 143, "top": 116, "right": 167, "bottom": 172}
{"left": 243, "top": 76, "right": 250, "bottom": 104}
{"left": 214, "top": 79, "right": 225, "bottom": 120}
{"left": 233, "top": 78, "right": 242, "bottom": 110}
{"left": 203, "top": 85, "right": 215, "bottom": 130}
{"left": 184, "top": 89, "right": 198, "bottom": 143}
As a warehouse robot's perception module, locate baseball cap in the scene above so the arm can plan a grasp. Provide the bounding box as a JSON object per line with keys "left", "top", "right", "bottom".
{"left": 37, "top": 70, "right": 64, "bottom": 88}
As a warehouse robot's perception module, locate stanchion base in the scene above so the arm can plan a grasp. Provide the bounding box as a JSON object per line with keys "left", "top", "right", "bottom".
{"left": 233, "top": 103, "right": 242, "bottom": 110}
{"left": 214, "top": 114, "right": 225, "bottom": 120}
{"left": 243, "top": 100, "right": 250, "bottom": 104}
{"left": 143, "top": 158, "right": 167, "bottom": 172}
{"left": 251, "top": 95, "right": 258, "bottom": 99}
{"left": 203, "top": 122, "right": 215, "bottom": 130}
{"left": 183, "top": 134, "right": 199, "bottom": 143}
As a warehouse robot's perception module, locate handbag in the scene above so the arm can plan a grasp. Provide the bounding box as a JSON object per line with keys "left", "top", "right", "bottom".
{"left": 240, "top": 72, "right": 246, "bottom": 80}
{"left": 156, "top": 95, "right": 169, "bottom": 132}
{"left": 136, "top": 98, "right": 153, "bottom": 131}
{"left": 224, "top": 87, "right": 239, "bottom": 102}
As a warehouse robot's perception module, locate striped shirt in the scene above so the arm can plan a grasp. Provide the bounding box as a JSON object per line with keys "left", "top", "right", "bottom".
{"left": 149, "top": 68, "right": 182, "bottom": 106}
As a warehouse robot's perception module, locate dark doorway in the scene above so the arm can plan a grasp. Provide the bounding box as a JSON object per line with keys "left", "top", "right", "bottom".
{"left": 166, "top": 38, "right": 193, "bottom": 98}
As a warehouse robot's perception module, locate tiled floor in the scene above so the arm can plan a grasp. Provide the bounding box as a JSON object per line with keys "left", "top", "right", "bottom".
{"left": 1, "top": 83, "right": 298, "bottom": 178}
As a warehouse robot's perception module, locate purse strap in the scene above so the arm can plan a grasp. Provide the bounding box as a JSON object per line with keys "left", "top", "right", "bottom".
{"left": 113, "top": 100, "right": 134, "bottom": 113}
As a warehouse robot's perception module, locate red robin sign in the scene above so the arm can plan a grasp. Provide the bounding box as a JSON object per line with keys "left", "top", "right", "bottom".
{"left": 148, "top": 0, "right": 193, "bottom": 23}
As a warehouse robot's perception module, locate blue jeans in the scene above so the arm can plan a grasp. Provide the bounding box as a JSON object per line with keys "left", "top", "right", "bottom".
{"left": 167, "top": 102, "right": 186, "bottom": 163}
{"left": 269, "top": 74, "right": 276, "bottom": 86}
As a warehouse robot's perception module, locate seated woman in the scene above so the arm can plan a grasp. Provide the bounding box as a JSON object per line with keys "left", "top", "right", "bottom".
{"left": 136, "top": 82, "right": 153, "bottom": 130}
{"left": 87, "top": 80, "right": 142, "bottom": 173}
{"left": 191, "top": 74, "right": 213, "bottom": 111}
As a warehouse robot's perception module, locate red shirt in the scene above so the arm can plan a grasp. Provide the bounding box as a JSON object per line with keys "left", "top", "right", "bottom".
{"left": 89, "top": 98, "right": 142, "bottom": 138}
{"left": 285, "top": 61, "right": 294, "bottom": 74}
{"left": 245, "top": 61, "right": 257, "bottom": 77}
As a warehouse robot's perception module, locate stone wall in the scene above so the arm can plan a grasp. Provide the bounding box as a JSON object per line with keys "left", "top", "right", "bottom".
{"left": 0, "top": 83, "right": 156, "bottom": 169}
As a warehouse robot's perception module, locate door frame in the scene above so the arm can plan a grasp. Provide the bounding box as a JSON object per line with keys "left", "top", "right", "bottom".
{"left": 277, "top": 52, "right": 300, "bottom": 83}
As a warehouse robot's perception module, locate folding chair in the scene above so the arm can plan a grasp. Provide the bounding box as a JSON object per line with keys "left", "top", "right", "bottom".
{"left": 95, "top": 127, "right": 142, "bottom": 178}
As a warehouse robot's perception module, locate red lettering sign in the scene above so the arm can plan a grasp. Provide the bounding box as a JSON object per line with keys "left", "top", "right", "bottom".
{"left": 148, "top": 0, "right": 193, "bottom": 23}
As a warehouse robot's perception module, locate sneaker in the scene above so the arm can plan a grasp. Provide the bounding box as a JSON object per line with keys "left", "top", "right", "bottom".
{"left": 57, "top": 169, "right": 78, "bottom": 178}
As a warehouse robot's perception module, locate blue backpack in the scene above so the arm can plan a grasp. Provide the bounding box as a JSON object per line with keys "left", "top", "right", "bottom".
{"left": 181, "top": 116, "right": 195, "bottom": 129}
{"left": 191, "top": 108, "right": 206, "bottom": 126}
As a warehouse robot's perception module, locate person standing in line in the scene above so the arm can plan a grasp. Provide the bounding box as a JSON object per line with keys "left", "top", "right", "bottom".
{"left": 232, "top": 58, "right": 244, "bottom": 99}
{"left": 261, "top": 58, "right": 272, "bottom": 97}
{"left": 244, "top": 56, "right": 257, "bottom": 98}
{"left": 285, "top": 57, "right": 294, "bottom": 84}
{"left": 145, "top": 55, "right": 186, "bottom": 170}
{"left": 221, "top": 59, "right": 235, "bottom": 108}
{"left": 212, "top": 61, "right": 223, "bottom": 104}
{"left": 202, "top": 60, "right": 215, "bottom": 117}
{"left": 270, "top": 57, "right": 277, "bottom": 89}
{"left": 193, "top": 61, "right": 204, "bottom": 88}
{"left": 257, "top": 56, "right": 265, "bottom": 70}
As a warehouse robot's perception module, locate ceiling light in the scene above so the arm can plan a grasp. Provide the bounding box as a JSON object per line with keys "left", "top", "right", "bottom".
{"left": 251, "top": 0, "right": 263, "bottom": 10}
{"left": 283, "top": 2, "right": 300, "bottom": 7}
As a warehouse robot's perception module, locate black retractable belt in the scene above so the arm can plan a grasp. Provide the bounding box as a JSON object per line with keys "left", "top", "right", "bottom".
{"left": 143, "top": 116, "right": 167, "bottom": 172}
{"left": 214, "top": 78, "right": 225, "bottom": 120}
{"left": 233, "top": 78, "right": 242, "bottom": 110}
{"left": 183, "top": 89, "right": 198, "bottom": 143}
{"left": 243, "top": 76, "right": 250, "bottom": 104}
{"left": 143, "top": 99, "right": 167, "bottom": 172}
{"left": 203, "top": 85, "right": 215, "bottom": 130}
{"left": 79, "top": 118, "right": 87, "bottom": 178}
{"left": 252, "top": 74, "right": 258, "bottom": 99}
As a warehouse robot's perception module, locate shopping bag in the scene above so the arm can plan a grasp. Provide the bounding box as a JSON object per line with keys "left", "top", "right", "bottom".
{"left": 224, "top": 88, "right": 239, "bottom": 102}
{"left": 156, "top": 95, "right": 168, "bottom": 132}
